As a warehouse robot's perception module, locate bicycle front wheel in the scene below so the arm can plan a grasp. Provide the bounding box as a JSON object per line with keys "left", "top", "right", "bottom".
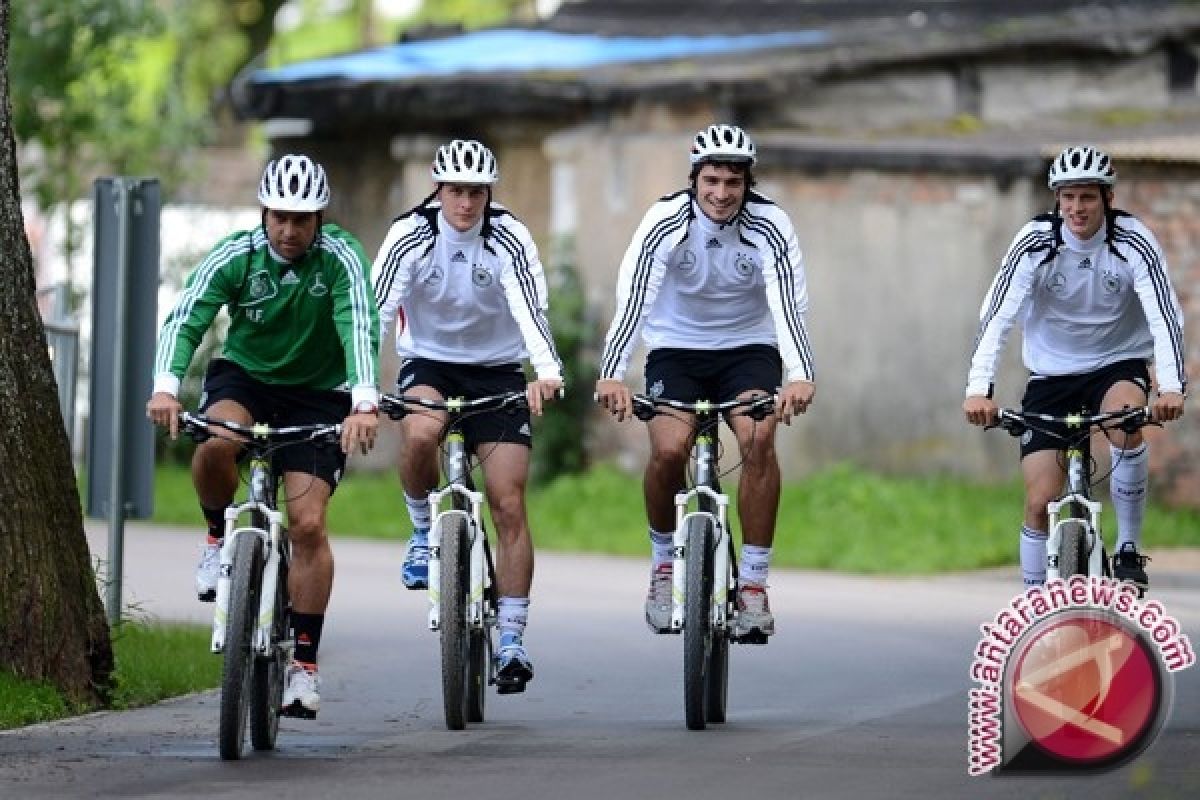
{"left": 1058, "top": 519, "right": 1090, "bottom": 580}
{"left": 219, "top": 532, "right": 262, "bottom": 760}
{"left": 706, "top": 536, "right": 733, "bottom": 724}
{"left": 438, "top": 514, "right": 471, "bottom": 730}
{"left": 683, "top": 515, "right": 716, "bottom": 731}
{"left": 251, "top": 546, "right": 288, "bottom": 751}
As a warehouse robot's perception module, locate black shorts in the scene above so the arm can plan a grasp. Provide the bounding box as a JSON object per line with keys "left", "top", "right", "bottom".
{"left": 396, "top": 359, "right": 531, "bottom": 450}
{"left": 199, "top": 359, "right": 349, "bottom": 491}
{"left": 644, "top": 344, "right": 782, "bottom": 404}
{"left": 1018, "top": 359, "right": 1151, "bottom": 458}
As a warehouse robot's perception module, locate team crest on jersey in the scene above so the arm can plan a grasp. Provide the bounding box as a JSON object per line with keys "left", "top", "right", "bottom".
{"left": 734, "top": 253, "right": 756, "bottom": 278}
{"left": 472, "top": 265, "right": 494, "bottom": 288}
{"left": 1102, "top": 270, "right": 1122, "bottom": 294}
{"left": 649, "top": 379, "right": 665, "bottom": 398}
{"left": 451, "top": 250, "right": 468, "bottom": 263}
{"left": 675, "top": 250, "right": 698, "bottom": 273}
{"left": 1047, "top": 271, "right": 1067, "bottom": 296}
{"left": 706, "top": 237, "right": 722, "bottom": 250}
{"left": 240, "top": 270, "right": 278, "bottom": 306}
{"left": 1078, "top": 257, "right": 1093, "bottom": 270}
{"left": 309, "top": 274, "right": 329, "bottom": 297}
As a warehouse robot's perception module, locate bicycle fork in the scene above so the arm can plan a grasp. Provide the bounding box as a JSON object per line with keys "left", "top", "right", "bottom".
{"left": 1045, "top": 493, "right": 1105, "bottom": 581}
{"left": 426, "top": 483, "right": 487, "bottom": 633}
{"left": 211, "top": 500, "right": 286, "bottom": 657}
{"left": 1045, "top": 447, "right": 1105, "bottom": 581}
{"left": 670, "top": 485, "right": 731, "bottom": 633}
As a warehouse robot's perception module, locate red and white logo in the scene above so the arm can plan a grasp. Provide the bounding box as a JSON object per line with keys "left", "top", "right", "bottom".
{"left": 1009, "top": 612, "right": 1159, "bottom": 766}
{"left": 968, "top": 576, "right": 1194, "bottom": 776}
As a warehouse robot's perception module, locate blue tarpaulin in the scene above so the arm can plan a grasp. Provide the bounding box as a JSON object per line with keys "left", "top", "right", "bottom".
{"left": 252, "top": 28, "right": 828, "bottom": 84}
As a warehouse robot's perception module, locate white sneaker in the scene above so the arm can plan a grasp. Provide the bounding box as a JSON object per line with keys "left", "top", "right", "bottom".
{"left": 734, "top": 583, "right": 775, "bottom": 638}
{"left": 644, "top": 562, "right": 673, "bottom": 633}
{"left": 195, "top": 542, "right": 221, "bottom": 602}
{"left": 282, "top": 663, "right": 320, "bottom": 718}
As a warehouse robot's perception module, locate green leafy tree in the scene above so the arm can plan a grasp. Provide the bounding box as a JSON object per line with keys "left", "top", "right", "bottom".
{"left": 531, "top": 239, "right": 594, "bottom": 486}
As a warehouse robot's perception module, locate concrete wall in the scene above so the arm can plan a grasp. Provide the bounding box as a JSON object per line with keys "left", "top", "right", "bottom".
{"left": 979, "top": 55, "right": 1169, "bottom": 123}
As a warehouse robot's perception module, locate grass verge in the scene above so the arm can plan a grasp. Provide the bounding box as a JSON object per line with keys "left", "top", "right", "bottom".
{"left": 147, "top": 462, "right": 1200, "bottom": 574}
{"left": 0, "top": 622, "right": 219, "bottom": 730}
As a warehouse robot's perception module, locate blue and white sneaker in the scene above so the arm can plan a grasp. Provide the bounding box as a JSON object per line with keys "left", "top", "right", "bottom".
{"left": 495, "top": 639, "right": 534, "bottom": 694}
{"left": 401, "top": 529, "right": 430, "bottom": 590}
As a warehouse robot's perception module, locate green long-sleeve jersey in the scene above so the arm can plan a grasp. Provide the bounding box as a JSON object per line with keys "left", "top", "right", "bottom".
{"left": 153, "top": 224, "right": 379, "bottom": 396}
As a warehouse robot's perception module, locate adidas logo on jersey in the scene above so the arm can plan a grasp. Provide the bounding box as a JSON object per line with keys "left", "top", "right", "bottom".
{"left": 706, "top": 237, "right": 722, "bottom": 249}
{"left": 451, "top": 250, "right": 468, "bottom": 263}
{"left": 519, "top": 422, "right": 532, "bottom": 436}
{"left": 281, "top": 269, "right": 300, "bottom": 285}
{"left": 1078, "top": 257, "right": 1093, "bottom": 270}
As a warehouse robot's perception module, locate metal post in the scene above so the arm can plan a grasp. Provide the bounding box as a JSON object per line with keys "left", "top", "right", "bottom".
{"left": 106, "top": 180, "right": 132, "bottom": 626}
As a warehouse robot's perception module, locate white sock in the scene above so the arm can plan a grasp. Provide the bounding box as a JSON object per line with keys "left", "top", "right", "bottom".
{"left": 1020, "top": 525, "right": 1048, "bottom": 586}
{"left": 1110, "top": 442, "right": 1149, "bottom": 550}
{"left": 650, "top": 527, "right": 673, "bottom": 568}
{"left": 740, "top": 544, "right": 771, "bottom": 587}
{"left": 497, "top": 596, "right": 529, "bottom": 645}
{"left": 405, "top": 492, "right": 431, "bottom": 533}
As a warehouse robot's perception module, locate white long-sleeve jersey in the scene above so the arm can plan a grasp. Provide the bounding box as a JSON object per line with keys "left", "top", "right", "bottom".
{"left": 966, "top": 211, "right": 1187, "bottom": 397}
{"left": 598, "top": 190, "right": 815, "bottom": 383}
{"left": 372, "top": 199, "right": 562, "bottom": 381}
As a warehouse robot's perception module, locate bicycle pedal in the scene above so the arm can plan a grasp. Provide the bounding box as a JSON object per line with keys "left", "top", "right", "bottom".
{"left": 732, "top": 630, "right": 770, "bottom": 645}
{"left": 281, "top": 703, "right": 318, "bottom": 720}
{"left": 495, "top": 678, "right": 528, "bottom": 695}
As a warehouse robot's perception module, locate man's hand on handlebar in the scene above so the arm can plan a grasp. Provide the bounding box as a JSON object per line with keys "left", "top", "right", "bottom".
{"left": 1153, "top": 391, "right": 1185, "bottom": 424}
{"left": 146, "top": 392, "right": 184, "bottom": 439}
{"left": 963, "top": 395, "right": 998, "bottom": 428}
{"left": 776, "top": 380, "right": 815, "bottom": 425}
{"left": 595, "top": 378, "right": 634, "bottom": 422}
{"left": 341, "top": 408, "right": 378, "bottom": 455}
{"left": 526, "top": 378, "right": 564, "bottom": 417}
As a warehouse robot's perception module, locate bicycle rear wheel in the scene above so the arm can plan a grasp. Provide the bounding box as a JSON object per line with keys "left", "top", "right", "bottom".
{"left": 438, "top": 514, "right": 471, "bottom": 730}
{"left": 683, "top": 515, "right": 716, "bottom": 731}
{"left": 251, "top": 545, "right": 288, "bottom": 751}
{"left": 219, "top": 532, "right": 262, "bottom": 760}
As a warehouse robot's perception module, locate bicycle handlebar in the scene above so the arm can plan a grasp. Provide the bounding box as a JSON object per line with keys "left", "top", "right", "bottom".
{"left": 379, "top": 391, "right": 529, "bottom": 421}
{"left": 630, "top": 393, "right": 777, "bottom": 423}
{"left": 990, "top": 406, "right": 1155, "bottom": 442}
{"left": 178, "top": 412, "right": 342, "bottom": 445}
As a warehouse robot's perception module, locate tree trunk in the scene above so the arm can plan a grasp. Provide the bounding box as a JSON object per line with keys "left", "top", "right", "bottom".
{"left": 0, "top": 0, "right": 112, "bottom": 707}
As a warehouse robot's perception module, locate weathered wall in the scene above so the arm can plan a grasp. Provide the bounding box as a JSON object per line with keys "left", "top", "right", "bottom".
{"left": 548, "top": 122, "right": 1198, "bottom": 504}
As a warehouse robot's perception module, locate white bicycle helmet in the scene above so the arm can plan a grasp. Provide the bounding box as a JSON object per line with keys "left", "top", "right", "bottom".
{"left": 689, "top": 124, "right": 757, "bottom": 166}
{"left": 431, "top": 139, "right": 498, "bottom": 184}
{"left": 257, "top": 154, "right": 329, "bottom": 212}
{"left": 1047, "top": 145, "right": 1117, "bottom": 189}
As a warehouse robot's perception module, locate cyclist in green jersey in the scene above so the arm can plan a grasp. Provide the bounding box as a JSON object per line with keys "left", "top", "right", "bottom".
{"left": 146, "top": 154, "right": 380, "bottom": 718}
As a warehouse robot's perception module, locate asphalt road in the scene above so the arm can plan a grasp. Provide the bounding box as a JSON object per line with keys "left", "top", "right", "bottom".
{"left": 0, "top": 522, "right": 1197, "bottom": 799}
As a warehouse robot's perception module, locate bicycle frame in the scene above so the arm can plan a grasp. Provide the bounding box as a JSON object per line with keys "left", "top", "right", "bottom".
{"left": 427, "top": 427, "right": 489, "bottom": 634}
{"left": 995, "top": 407, "right": 1153, "bottom": 584}
{"left": 670, "top": 419, "right": 732, "bottom": 634}
{"left": 212, "top": 449, "right": 287, "bottom": 659}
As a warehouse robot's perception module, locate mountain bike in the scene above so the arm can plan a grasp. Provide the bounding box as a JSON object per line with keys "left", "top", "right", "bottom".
{"left": 631, "top": 392, "right": 776, "bottom": 731}
{"left": 380, "top": 390, "right": 528, "bottom": 730}
{"left": 179, "top": 412, "right": 342, "bottom": 760}
{"left": 992, "top": 406, "right": 1154, "bottom": 587}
